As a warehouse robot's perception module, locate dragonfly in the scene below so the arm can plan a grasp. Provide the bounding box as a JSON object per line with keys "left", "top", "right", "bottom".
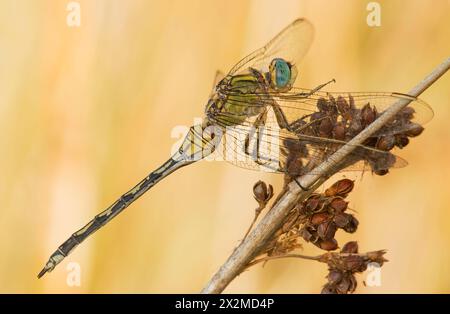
{"left": 38, "top": 18, "right": 433, "bottom": 278}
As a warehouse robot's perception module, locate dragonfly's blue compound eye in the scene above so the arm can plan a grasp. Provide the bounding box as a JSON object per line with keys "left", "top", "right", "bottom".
{"left": 269, "top": 58, "right": 291, "bottom": 89}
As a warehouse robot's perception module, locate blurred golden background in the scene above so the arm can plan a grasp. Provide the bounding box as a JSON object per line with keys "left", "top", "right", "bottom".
{"left": 0, "top": 0, "right": 449, "bottom": 293}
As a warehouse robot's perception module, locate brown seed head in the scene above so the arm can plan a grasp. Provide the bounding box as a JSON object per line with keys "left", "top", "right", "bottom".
{"left": 329, "top": 197, "right": 348, "bottom": 212}
{"left": 405, "top": 123, "right": 424, "bottom": 137}
{"left": 325, "top": 179, "right": 354, "bottom": 197}
{"left": 310, "top": 212, "right": 331, "bottom": 225}
{"left": 318, "top": 238, "right": 339, "bottom": 251}
{"left": 253, "top": 180, "right": 273, "bottom": 206}
{"left": 341, "top": 241, "right": 359, "bottom": 254}
{"left": 317, "top": 221, "right": 337, "bottom": 240}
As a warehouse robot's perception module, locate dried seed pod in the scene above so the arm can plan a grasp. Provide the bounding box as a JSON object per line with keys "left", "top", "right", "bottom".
{"left": 327, "top": 270, "right": 343, "bottom": 285}
{"left": 361, "top": 103, "right": 376, "bottom": 126}
{"left": 341, "top": 241, "right": 359, "bottom": 254}
{"left": 321, "top": 284, "right": 337, "bottom": 294}
{"left": 336, "top": 96, "right": 351, "bottom": 120}
{"left": 317, "top": 221, "right": 337, "bottom": 240}
{"left": 253, "top": 180, "right": 273, "bottom": 206}
{"left": 370, "top": 152, "right": 396, "bottom": 175}
{"left": 343, "top": 215, "right": 359, "bottom": 233}
{"left": 397, "top": 106, "right": 415, "bottom": 121}
{"left": 405, "top": 123, "right": 424, "bottom": 137}
{"left": 296, "top": 203, "right": 308, "bottom": 215}
{"left": 329, "top": 197, "right": 348, "bottom": 212}
{"left": 333, "top": 122, "right": 346, "bottom": 140}
{"left": 310, "top": 212, "right": 330, "bottom": 225}
{"left": 305, "top": 195, "right": 321, "bottom": 212}
{"left": 310, "top": 111, "right": 325, "bottom": 123}
{"left": 327, "top": 95, "right": 339, "bottom": 113}
{"left": 376, "top": 136, "right": 395, "bottom": 151}
{"left": 300, "top": 227, "right": 316, "bottom": 243}
{"left": 325, "top": 179, "right": 354, "bottom": 197}
{"left": 349, "top": 118, "right": 362, "bottom": 134}
{"left": 348, "top": 274, "right": 358, "bottom": 293}
{"left": 395, "top": 135, "right": 410, "bottom": 148}
{"left": 333, "top": 213, "right": 351, "bottom": 228}
{"left": 366, "top": 250, "right": 388, "bottom": 266}
{"left": 343, "top": 255, "right": 366, "bottom": 272}
{"left": 317, "top": 98, "right": 329, "bottom": 112}
{"left": 336, "top": 275, "right": 351, "bottom": 294}
{"left": 348, "top": 94, "right": 356, "bottom": 109}
{"left": 319, "top": 118, "right": 333, "bottom": 137}
{"left": 333, "top": 213, "right": 349, "bottom": 228}
{"left": 318, "top": 238, "right": 338, "bottom": 251}
{"left": 374, "top": 169, "right": 389, "bottom": 176}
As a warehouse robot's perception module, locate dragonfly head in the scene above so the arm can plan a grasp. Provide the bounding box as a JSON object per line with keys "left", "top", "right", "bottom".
{"left": 267, "top": 58, "right": 297, "bottom": 92}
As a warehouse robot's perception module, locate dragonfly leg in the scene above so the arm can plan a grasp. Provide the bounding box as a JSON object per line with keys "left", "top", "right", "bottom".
{"left": 271, "top": 79, "right": 337, "bottom": 132}
{"left": 294, "top": 78, "right": 336, "bottom": 98}
{"left": 270, "top": 101, "right": 292, "bottom": 130}
{"left": 244, "top": 110, "right": 268, "bottom": 164}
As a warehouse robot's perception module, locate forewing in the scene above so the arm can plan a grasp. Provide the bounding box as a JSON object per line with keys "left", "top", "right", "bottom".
{"left": 228, "top": 18, "right": 314, "bottom": 76}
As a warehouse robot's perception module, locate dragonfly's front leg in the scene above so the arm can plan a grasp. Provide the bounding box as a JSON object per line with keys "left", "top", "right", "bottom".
{"left": 294, "top": 78, "right": 336, "bottom": 98}
{"left": 270, "top": 79, "right": 337, "bottom": 132}
{"left": 244, "top": 110, "right": 268, "bottom": 165}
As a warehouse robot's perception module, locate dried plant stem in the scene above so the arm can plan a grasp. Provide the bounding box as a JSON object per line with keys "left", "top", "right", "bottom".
{"left": 242, "top": 208, "right": 262, "bottom": 241}
{"left": 201, "top": 57, "right": 450, "bottom": 294}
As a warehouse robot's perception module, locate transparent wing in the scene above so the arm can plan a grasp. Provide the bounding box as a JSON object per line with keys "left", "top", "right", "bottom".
{"left": 208, "top": 90, "right": 432, "bottom": 176}
{"left": 210, "top": 111, "right": 406, "bottom": 176}
{"left": 277, "top": 89, "right": 433, "bottom": 126}
{"left": 228, "top": 18, "right": 314, "bottom": 77}
{"left": 222, "top": 88, "right": 433, "bottom": 129}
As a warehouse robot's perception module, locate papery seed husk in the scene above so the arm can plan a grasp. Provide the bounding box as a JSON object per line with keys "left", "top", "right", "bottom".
{"left": 366, "top": 250, "right": 388, "bottom": 265}
{"left": 321, "top": 284, "right": 338, "bottom": 294}
{"left": 336, "top": 276, "right": 351, "bottom": 294}
{"left": 343, "top": 215, "right": 359, "bottom": 233}
{"left": 300, "top": 228, "right": 314, "bottom": 242}
{"left": 405, "top": 123, "right": 424, "bottom": 137}
{"left": 319, "top": 238, "right": 338, "bottom": 251}
{"left": 333, "top": 122, "right": 346, "bottom": 140}
{"left": 253, "top": 181, "right": 268, "bottom": 203}
{"left": 317, "top": 221, "right": 337, "bottom": 240}
{"left": 319, "top": 118, "right": 333, "bottom": 136}
{"left": 327, "top": 270, "right": 343, "bottom": 285}
{"left": 376, "top": 136, "right": 395, "bottom": 151}
{"left": 317, "top": 98, "right": 329, "bottom": 112}
{"left": 305, "top": 195, "right": 321, "bottom": 212}
{"left": 325, "top": 179, "right": 354, "bottom": 197}
{"left": 334, "top": 213, "right": 350, "bottom": 228}
{"left": 396, "top": 136, "right": 410, "bottom": 148}
{"left": 349, "top": 274, "right": 357, "bottom": 293}
{"left": 361, "top": 103, "right": 376, "bottom": 126}
{"left": 265, "top": 184, "right": 274, "bottom": 201}
{"left": 329, "top": 197, "right": 348, "bottom": 212}
{"left": 398, "top": 107, "right": 415, "bottom": 120}
{"left": 311, "top": 212, "right": 330, "bottom": 225}
{"left": 336, "top": 96, "right": 350, "bottom": 114}
{"left": 341, "top": 241, "right": 359, "bottom": 254}
{"left": 343, "top": 255, "right": 366, "bottom": 272}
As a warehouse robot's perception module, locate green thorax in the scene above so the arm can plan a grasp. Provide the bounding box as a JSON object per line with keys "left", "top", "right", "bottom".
{"left": 205, "top": 70, "right": 270, "bottom": 127}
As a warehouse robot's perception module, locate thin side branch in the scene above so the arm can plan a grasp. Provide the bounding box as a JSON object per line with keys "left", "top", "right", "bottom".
{"left": 201, "top": 57, "right": 450, "bottom": 294}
